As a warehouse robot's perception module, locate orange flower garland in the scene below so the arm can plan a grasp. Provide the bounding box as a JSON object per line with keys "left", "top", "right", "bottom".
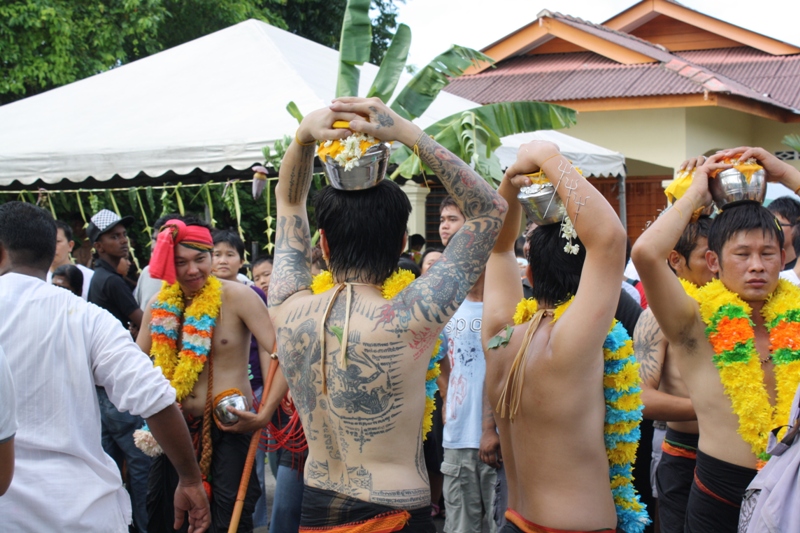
{"left": 686, "top": 278, "right": 800, "bottom": 465}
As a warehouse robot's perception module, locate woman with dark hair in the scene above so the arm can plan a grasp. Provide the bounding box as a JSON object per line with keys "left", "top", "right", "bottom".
{"left": 52, "top": 264, "right": 83, "bottom": 297}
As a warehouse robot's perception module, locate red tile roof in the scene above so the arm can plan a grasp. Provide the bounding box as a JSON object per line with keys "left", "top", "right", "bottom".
{"left": 445, "top": 12, "right": 800, "bottom": 114}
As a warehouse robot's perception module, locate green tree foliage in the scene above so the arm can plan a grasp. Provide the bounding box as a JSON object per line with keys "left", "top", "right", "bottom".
{"left": 0, "top": 0, "right": 402, "bottom": 105}
{"left": 1, "top": 0, "right": 167, "bottom": 104}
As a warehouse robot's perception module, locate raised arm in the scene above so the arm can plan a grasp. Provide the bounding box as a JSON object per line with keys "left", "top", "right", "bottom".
{"left": 482, "top": 175, "right": 525, "bottom": 344}
{"left": 634, "top": 309, "right": 696, "bottom": 421}
{"left": 269, "top": 107, "right": 358, "bottom": 308}
{"left": 504, "top": 141, "right": 627, "bottom": 361}
{"left": 330, "top": 97, "right": 507, "bottom": 327}
{"left": 631, "top": 154, "right": 729, "bottom": 343}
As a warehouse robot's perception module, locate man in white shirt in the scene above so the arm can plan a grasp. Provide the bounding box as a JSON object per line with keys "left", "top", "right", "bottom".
{"left": 0, "top": 345, "right": 15, "bottom": 496}
{"left": 46, "top": 220, "right": 94, "bottom": 300}
{"left": 0, "top": 201, "right": 210, "bottom": 532}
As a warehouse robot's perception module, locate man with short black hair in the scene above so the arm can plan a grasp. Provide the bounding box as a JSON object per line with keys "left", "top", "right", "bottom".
{"left": 86, "top": 208, "right": 151, "bottom": 532}
{"left": 632, "top": 147, "right": 800, "bottom": 532}
{"left": 0, "top": 201, "right": 209, "bottom": 532}
{"left": 635, "top": 209, "right": 713, "bottom": 533}
{"left": 767, "top": 196, "right": 800, "bottom": 270}
{"left": 48, "top": 220, "right": 94, "bottom": 299}
{"left": 269, "top": 97, "right": 506, "bottom": 531}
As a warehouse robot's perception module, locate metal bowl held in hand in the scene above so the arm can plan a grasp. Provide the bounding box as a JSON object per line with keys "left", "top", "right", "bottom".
{"left": 214, "top": 393, "right": 248, "bottom": 426}
{"left": 517, "top": 182, "right": 566, "bottom": 225}
{"left": 709, "top": 167, "right": 767, "bottom": 210}
{"left": 322, "top": 143, "right": 390, "bottom": 191}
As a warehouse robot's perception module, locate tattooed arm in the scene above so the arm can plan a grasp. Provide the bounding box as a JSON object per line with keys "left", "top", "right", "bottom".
{"left": 331, "top": 97, "right": 508, "bottom": 326}
{"left": 634, "top": 309, "right": 696, "bottom": 421}
{"left": 270, "top": 107, "right": 358, "bottom": 308}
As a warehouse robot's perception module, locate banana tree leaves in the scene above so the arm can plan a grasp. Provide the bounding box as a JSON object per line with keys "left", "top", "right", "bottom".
{"left": 366, "top": 24, "right": 411, "bottom": 103}
{"left": 783, "top": 134, "right": 800, "bottom": 153}
{"left": 391, "top": 101, "right": 577, "bottom": 184}
{"left": 336, "top": 0, "right": 373, "bottom": 97}
{"left": 390, "top": 45, "right": 495, "bottom": 121}
{"left": 286, "top": 101, "right": 305, "bottom": 125}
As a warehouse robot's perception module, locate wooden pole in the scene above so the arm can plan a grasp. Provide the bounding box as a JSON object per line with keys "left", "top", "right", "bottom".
{"left": 227, "top": 356, "right": 280, "bottom": 533}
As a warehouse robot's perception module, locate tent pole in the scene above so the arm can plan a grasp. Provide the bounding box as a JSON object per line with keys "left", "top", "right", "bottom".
{"left": 617, "top": 174, "right": 627, "bottom": 231}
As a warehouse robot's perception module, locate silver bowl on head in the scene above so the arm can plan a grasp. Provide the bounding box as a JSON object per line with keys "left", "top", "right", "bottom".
{"left": 709, "top": 167, "right": 767, "bottom": 210}
{"left": 517, "top": 182, "right": 565, "bottom": 225}
{"left": 321, "top": 143, "right": 389, "bottom": 191}
{"left": 213, "top": 393, "right": 248, "bottom": 426}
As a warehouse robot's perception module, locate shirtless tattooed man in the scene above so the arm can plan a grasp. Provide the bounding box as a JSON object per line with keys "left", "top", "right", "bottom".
{"left": 632, "top": 147, "right": 800, "bottom": 532}
{"left": 481, "top": 141, "right": 631, "bottom": 533}
{"left": 268, "top": 97, "right": 506, "bottom": 532}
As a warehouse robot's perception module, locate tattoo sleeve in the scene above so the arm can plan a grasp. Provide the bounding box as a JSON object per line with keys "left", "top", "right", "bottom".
{"left": 633, "top": 310, "right": 664, "bottom": 386}
{"left": 270, "top": 142, "right": 316, "bottom": 307}
{"left": 373, "top": 136, "right": 507, "bottom": 328}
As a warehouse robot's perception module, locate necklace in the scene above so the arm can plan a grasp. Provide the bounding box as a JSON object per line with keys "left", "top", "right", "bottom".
{"left": 150, "top": 276, "right": 223, "bottom": 401}
{"left": 682, "top": 278, "right": 800, "bottom": 466}
{"left": 310, "top": 270, "right": 444, "bottom": 441}
{"left": 509, "top": 297, "right": 650, "bottom": 533}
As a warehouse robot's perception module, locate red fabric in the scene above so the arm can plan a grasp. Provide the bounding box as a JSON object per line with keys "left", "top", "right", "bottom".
{"left": 149, "top": 219, "right": 213, "bottom": 284}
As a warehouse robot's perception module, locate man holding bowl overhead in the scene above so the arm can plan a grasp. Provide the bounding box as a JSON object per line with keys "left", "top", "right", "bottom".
{"left": 632, "top": 148, "right": 800, "bottom": 532}
{"left": 268, "top": 96, "right": 506, "bottom": 532}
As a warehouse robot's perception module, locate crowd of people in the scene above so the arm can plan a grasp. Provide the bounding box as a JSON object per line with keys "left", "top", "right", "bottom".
{"left": 2, "top": 96, "right": 800, "bottom": 533}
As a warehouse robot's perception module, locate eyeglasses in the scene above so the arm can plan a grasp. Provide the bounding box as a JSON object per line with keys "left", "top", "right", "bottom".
{"left": 780, "top": 222, "right": 797, "bottom": 228}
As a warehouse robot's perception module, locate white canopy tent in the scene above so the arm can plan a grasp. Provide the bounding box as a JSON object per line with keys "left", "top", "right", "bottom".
{"left": 496, "top": 130, "right": 626, "bottom": 178}
{"left": 0, "top": 19, "right": 625, "bottom": 187}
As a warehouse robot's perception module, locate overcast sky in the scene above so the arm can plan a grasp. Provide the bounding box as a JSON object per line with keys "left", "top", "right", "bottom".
{"left": 396, "top": 0, "right": 799, "bottom": 67}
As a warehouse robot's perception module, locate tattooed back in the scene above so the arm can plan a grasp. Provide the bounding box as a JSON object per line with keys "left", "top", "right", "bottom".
{"left": 273, "top": 285, "right": 445, "bottom": 509}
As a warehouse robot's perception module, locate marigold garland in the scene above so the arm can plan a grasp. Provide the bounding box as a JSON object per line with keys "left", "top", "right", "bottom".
{"left": 150, "top": 276, "right": 223, "bottom": 401}
{"left": 684, "top": 278, "right": 800, "bottom": 465}
{"left": 513, "top": 297, "right": 649, "bottom": 533}
{"left": 311, "top": 269, "right": 442, "bottom": 441}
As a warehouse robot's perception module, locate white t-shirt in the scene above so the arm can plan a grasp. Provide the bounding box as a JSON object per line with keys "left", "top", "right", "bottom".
{"left": 441, "top": 299, "right": 486, "bottom": 450}
{"left": 46, "top": 263, "right": 94, "bottom": 300}
{"left": 0, "top": 345, "right": 16, "bottom": 443}
{"left": 0, "top": 273, "right": 175, "bottom": 532}
{"left": 780, "top": 269, "right": 800, "bottom": 286}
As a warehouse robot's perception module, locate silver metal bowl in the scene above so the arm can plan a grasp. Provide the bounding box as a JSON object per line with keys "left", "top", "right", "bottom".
{"left": 214, "top": 393, "right": 248, "bottom": 426}
{"left": 517, "top": 182, "right": 565, "bottom": 225}
{"left": 321, "top": 143, "right": 389, "bottom": 191}
{"left": 709, "top": 167, "right": 766, "bottom": 210}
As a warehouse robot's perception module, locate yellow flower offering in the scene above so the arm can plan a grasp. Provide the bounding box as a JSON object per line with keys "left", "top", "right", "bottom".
{"left": 317, "top": 120, "right": 380, "bottom": 171}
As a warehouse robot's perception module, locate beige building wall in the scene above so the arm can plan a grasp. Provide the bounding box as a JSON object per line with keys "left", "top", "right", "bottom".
{"left": 562, "top": 105, "right": 800, "bottom": 174}
{"left": 563, "top": 107, "right": 687, "bottom": 170}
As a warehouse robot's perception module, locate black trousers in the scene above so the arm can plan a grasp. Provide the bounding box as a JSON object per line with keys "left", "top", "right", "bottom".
{"left": 147, "top": 422, "right": 260, "bottom": 533}
{"left": 684, "top": 450, "right": 756, "bottom": 533}
{"left": 655, "top": 428, "right": 698, "bottom": 533}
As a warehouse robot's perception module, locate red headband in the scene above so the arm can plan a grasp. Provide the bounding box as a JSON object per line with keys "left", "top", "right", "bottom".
{"left": 149, "top": 219, "right": 214, "bottom": 285}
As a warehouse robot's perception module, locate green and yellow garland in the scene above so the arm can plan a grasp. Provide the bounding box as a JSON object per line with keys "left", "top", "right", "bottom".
{"left": 310, "top": 270, "right": 444, "bottom": 441}
{"left": 513, "top": 298, "right": 650, "bottom": 533}
{"left": 150, "top": 276, "right": 223, "bottom": 401}
{"left": 681, "top": 277, "right": 800, "bottom": 467}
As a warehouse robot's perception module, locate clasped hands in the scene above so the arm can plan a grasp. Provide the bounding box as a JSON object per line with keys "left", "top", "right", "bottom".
{"left": 295, "top": 97, "right": 422, "bottom": 148}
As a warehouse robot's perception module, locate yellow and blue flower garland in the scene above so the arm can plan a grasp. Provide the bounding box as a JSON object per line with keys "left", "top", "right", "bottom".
{"left": 514, "top": 297, "right": 650, "bottom": 533}
{"left": 311, "top": 270, "right": 442, "bottom": 441}
{"left": 150, "top": 276, "right": 223, "bottom": 401}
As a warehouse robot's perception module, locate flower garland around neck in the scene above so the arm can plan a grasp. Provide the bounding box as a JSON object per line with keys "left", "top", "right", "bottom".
{"left": 150, "top": 276, "right": 223, "bottom": 401}
{"left": 512, "top": 298, "right": 650, "bottom": 533}
{"left": 311, "top": 270, "right": 444, "bottom": 441}
{"left": 681, "top": 277, "right": 800, "bottom": 467}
